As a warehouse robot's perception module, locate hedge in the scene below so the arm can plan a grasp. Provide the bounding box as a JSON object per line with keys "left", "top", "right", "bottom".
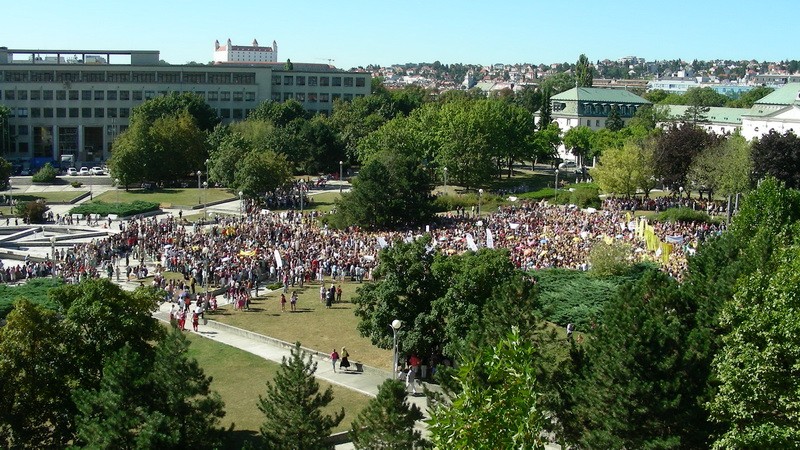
{"left": 69, "top": 200, "right": 160, "bottom": 217}
{"left": 550, "top": 185, "right": 602, "bottom": 209}
{"left": 0, "top": 278, "right": 62, "bottom": 320}
{"left": 656, "top": 207, "right": 713, "bottom": 224}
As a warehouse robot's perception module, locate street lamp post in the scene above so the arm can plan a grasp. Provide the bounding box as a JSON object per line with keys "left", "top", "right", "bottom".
{"left": 114, "top": 178, "right": 120, "bottom": 210}
{"left": 443, "top": 167, "right": 448, "bottom": 193}
{"left": 8, "top": 179, "right": 11, "bottom": 212}
{"left": 238, "top": 191, "right": 244, "bottom": 219}
{"left": 390, "top": 319, "right": 403, "bottom": 377}
{"left": 339, "top": 161, "right": 343, "bottom": 193}
{"left": 203, "top": 182, "right": 208, "bottom": 221}
{"left": 196, "top": 171, "right": 202, "bottom": 205}
{"left": 50, "top": 236, "right": 56, "bottom": 279}
{"left": 478, "top": 188, "right": 484, "bottom": 217}
{"left": 299, "top": 181, "right": 305, "bottom": 211}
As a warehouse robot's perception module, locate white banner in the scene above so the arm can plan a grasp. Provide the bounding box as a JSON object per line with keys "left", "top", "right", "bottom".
{"left": 274, "top": 249, "right": 283, "bottom": 268}
{"left": 466, "top": 233, "right": 479, "bottom": 252}
{"left": 486, "top": 228, "right": 494, "bottom": 249}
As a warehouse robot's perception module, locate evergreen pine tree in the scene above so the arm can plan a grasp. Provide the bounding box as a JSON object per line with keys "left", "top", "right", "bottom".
{"left": 258, "top": 342, "right": 344, "bottom": 450}
{"left": 350, "top": 379, "right": 427, "bottom": 449}
{"left": 605, "top": 105, "right": 624, "bottom": 131}
{"left": 576, "top": 54, "right": 593, "bottom": 88}
{"left": 539, "top": 86, "right": 552, "bottom": 130}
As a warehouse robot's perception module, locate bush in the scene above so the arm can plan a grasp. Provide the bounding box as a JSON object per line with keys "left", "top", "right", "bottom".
{"left": 31, "top": 163, "right": 59, "bottom": 183}
{"left": 265, "top": 282, "right": 283, "bottom": 291}
{"left": 531, "top": 265, "right": 655, "bottom": 328}
{"left": 432, "top": 192, "right": 504, "bottom": 213}
{"left": 550, "top": 185, "right": 601, "bottom": 209}
{"left": 0, "top": 278, "right": 62, "bottom": 320}
{"left": 15, "top": 200, "right": 48, "bottom": 223}
{"left": 70, "top": 181, "right": 83, "bottom": 188}
{"left": 656, "top": 207, "right": 713, "bottom": 223}
{"left": 517, "top": 188, "right": 556, "bottom": 201}
{"left": 589, "top": 241, "right": 633, "bottom": 277}
{"left": 69, "top": 200, "right": 160, "bottom": 217}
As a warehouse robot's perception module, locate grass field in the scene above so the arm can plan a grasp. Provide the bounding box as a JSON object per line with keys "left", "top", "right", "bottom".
{"left": 8, "top": 191, "right": 86, "bottom": 204}
{"left": 184, "top": 331, "right": 371, "bottom": 448}
{"left": 93, "top": 187, "right": 236, "bottom": 208}
{"left": 208, "top": 279, "right": 394, "bottom": 371}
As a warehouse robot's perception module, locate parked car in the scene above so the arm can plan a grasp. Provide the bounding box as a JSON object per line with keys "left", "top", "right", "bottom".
{"left": 20, "top": 168, "right": 31, "bottom": 176}
{"left": 89, "top": 166, "right": 105, "bottom": 175}
{"left": 78, "top": 167, "right": 90, "bottom": 176}
{"left": 66, "top": 167, "right": 78, "bottom": 176}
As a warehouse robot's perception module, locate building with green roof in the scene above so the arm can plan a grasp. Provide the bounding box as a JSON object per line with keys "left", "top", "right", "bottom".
{"left": 664, "top": 105, "right": 745, "bottom": 135}
{"left": 545, "top": 87, "right": 650, "bottom": 133}
{"left": 742, "top": 83, "right": 800, "bottom": 140}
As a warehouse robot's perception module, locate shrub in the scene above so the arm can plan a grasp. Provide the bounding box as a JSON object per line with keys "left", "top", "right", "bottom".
{"left": 517, "top": 188, "right": 556, "bottom": 201}
{"left": 265, "top": 282, "right": 283, "bottom": 291}
{"left": 589, "top": 241, "right": 633, "bottom": 277}
{"left": 69, "top": 200, "right": 159, "bottom": 217}
{"left": 31, "top": 163, "right": 59, "bottom": 183}
{"left": 70, "top": 181, "right": 83, "bottom": 188}
{"left": 656, "top": 207, "right": 713, "bottom": 223}
{"left": 0, "top": 278, "right": 62, "bottom": 320}
{"left": 15, "top": 200, "right": 48, "bottom": 223}
{"left": 550, "top": 185, "right": 601, "bottom": 209}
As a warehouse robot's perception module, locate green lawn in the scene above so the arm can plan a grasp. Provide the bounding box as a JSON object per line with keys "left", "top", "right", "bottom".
{"left": 93, "top": 187, "right": 235, "bottom": 208}
{"left": 306, "top": 191, "right": 340, "bottom": 212}
{"left": 209, "top": 279, "right": 394, "bottom": 371}
{"left": 8, "top": 191, "right": 86, "bottom": 204}
{"left": 184, "top": 331, "right": 371, "bottom": 449}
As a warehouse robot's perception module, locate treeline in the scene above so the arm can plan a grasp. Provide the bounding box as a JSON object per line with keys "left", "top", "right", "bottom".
{"left": 352, "top": 177, "right": 800, "bottom": 448}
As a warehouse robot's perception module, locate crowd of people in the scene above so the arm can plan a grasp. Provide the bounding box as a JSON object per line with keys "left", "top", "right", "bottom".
{"left": 0, "top": 193, "right": 728, "bottom": 293}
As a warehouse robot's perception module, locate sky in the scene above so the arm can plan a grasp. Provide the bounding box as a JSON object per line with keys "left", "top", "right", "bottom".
{"left": 2, "top": 0, "right": 798, "bottom": 70}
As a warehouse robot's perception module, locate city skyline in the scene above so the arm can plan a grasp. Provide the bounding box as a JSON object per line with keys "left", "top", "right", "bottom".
{"left": 2, "top": 0, "right": 798, "bottom": 70}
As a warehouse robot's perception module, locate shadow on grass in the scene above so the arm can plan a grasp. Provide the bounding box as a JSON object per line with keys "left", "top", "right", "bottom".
{"left": 220, "top": 429, "right": 261, "bottom": 450}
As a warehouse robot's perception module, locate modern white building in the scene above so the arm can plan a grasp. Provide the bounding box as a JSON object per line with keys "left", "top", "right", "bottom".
{"left": 741, "top": 82, "right": 800, "bottom": 140}
{"left": 0, "top": 47, "right": 370, "bottom": 165}
{"left": 213, "top": 38, "right": 277, "bottom": 64}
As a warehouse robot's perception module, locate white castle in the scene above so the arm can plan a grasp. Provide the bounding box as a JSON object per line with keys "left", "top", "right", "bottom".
{"left": 213, "top": 38, "right": 277, "bottom": 64}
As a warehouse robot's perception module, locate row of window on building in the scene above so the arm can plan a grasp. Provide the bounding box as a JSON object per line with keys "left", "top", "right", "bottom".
{"left": 1, "top": 89, "right": 259, "bottom": 102}
{"left": 4, "top": 70, "right": 257, "bottom": 85}
{"left": 272, "top": 75, "right": 366, "bottom": 87}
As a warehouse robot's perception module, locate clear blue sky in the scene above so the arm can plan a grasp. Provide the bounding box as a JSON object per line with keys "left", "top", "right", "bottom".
{"left": 2, "top": 0, "right": 797, "bottom": 70}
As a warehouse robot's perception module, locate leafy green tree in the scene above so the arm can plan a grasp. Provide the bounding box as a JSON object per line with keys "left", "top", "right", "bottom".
{"left": 248, "top": 99, "right": 307, "bottom": 127}
{"left": 725, "top": 85, "right": 773, "bottom": 108}
{"left": 628, "top": 104, "right": 671, "bottom": 130}
{"left": 588, "top": 241, "right": 633, "bottom": 276}
{"left": 539, "top": 72, "right": 576, "bottom": 96}
{"left": 751, "top": 129, "right": 800, "bottom": 188}
{"left": 335, "top": 151, "right": 433, "bottom": 230}
{"left": 591, "top": 139, "right": 656, "bottom": 197}
{"left": 605, "top": 105, "right": 624, "bottom": 131}
{"left": 74, "top": 329, "right": 225, "bottom": 449}
{"left": 538, "top": 85, "right": 553, "bottom": 130}
{"left": 0, "top": 299, "right": 72, "bottom": 448}
{"left": 329, "top": 95, "right": 398, "bottom": 162}
{"left": 563, "top": 126, "right": 595, "bottom": 163}
{"left": 31, "top": 162, "right": 58, "bottom": 183}
{"left": 575, "top": 53, "right": 594, "bottom": 88}
{"left": 349, "top": 379, "right": 426, "bottom": 449}
{"left": 208, "top": 128, "right": 250, "bottom": 187}
{"left": 428, "top": 327, "right": 546, "bottom": 450}
{"left": 232, "top": 149, "right": 293, "bottom": 198}
{"left": 257, "top": 343, "right": 344, "bottom": 450}
{"left": 643, "top": 89, "right": 670, "bottom": 104}
{"left": 709, "top": 245, "right": 800, "bottom": 449}
{"left": 107, "top": 120, "right": 150, "bottom": 187}
{"left": 130, "top": 92, "right": 219, "bottom": 132}
{"left": 688, "top": 133, "right": 752, "bottom": 196}
{"left": 533, "top": 122, "right": 562, "bottom": 163}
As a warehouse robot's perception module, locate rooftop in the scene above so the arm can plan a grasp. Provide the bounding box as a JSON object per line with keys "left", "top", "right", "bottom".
{"left": 753, "top": 82, "right": 800, "bottom": 106}
{"left": 551, "top": 87, "right": 650, "bottom": 104}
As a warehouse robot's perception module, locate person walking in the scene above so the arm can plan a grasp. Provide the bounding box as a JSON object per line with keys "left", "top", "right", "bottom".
{"left": 290, "top": 291, "right": 298, "bottom": 312}
{"left": 330, "top": 349, "right": 340, "bottom": 373}
{"left": 340, "top": 347, "right": 351, "bottom": 372}
{"left": 192, "top": 310, "right": 199, "bottom": 332}
{"left": 280, "top": 293, "right": 287, "bottom": 312}
{"left": 406, "top": 364, "right": 418, "bottom": 394}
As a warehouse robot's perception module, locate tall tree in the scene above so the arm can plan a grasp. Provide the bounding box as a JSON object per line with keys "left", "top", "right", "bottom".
{"left": 688, "top": 133, "right": 752, "bottom": 196}
{"left": 232, "top": 149, "right": 293, "bottom": 198}
{"left": 130, "top": 92, "right": 219, "bottom": 132}
{"left": 73, "top": 330, "right": 225, "bottom": 449}
{"left": 605, "top": 105, "right": 624, "bottom": 131}
{"left": 538, "top": 86, "right": 553, "bottom": 130}
{"left": 558, "top": 271, "right": 714, "bottom": 449}
{"left": 335, "top": 151, "right": 433, "bottom": 230}
{"left": 709, "top": 245, "right": 800, "bottom": 449}
{"left": 349, "top": 379, "right": 426, "bottom": 449}
{"left": 563, "top": 126, "right": 595, "bottom": 164}
{"left": 576, "top": 54, "right": 594, "bottom": 88}
{"left": 428, "top": 327, "right": 546, "bottom": 450}
{"left": 257, "top": 343, "right": 344, "bottom": 450}
{"left": 653, "top": 124, "right": 719, "bottom": 193}
{"left": 751, "top": 130, "right": 800, "bottom": 188}
{"left": 591, "top": 139, "right": 656, "bottom": 197}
